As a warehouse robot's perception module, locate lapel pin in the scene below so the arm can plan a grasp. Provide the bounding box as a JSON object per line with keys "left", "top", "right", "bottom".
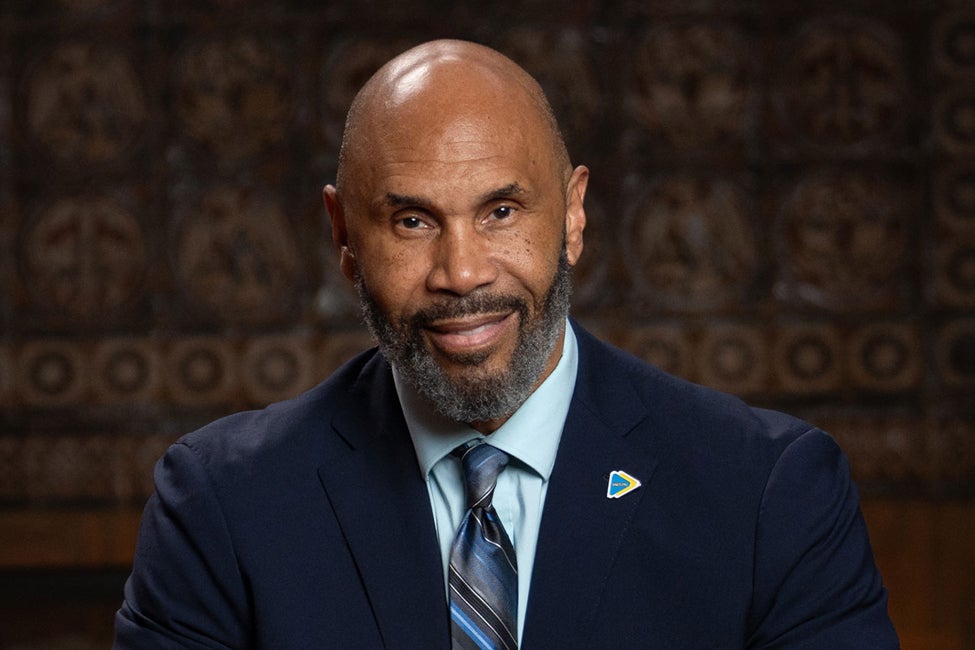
{"left": 607, "top": 470, "right": 642, "bottom": 499}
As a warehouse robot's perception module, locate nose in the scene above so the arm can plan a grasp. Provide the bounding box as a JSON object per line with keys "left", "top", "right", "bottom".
{"left": 426, "top": 224, "right": 498, "bottom": 296}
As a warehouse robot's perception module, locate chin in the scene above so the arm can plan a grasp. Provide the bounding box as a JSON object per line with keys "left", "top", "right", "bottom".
{"left": 437, "top": 354, "right": 510, "bottom": 383}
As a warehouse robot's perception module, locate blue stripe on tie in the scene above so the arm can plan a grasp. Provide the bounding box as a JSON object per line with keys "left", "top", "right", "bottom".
{"left": 450, "top": 442, "right": 517, "bottom": 649}
{"left": 450, "top": 602, "right": 495, "bottom": 650}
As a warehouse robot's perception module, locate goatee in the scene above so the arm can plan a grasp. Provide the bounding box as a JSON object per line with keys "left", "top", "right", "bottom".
{"left": 355, "top": 251, "right": 572, "bottom": 424}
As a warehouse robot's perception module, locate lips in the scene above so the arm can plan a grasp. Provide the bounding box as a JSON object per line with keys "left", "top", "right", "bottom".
{"left": 424, "top": 312, "right": 515, "bottom": 356}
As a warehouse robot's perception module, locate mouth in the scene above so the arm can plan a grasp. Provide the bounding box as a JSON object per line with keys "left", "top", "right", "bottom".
{"left": 423, "top": 312, "right": 516, "bottom": 357}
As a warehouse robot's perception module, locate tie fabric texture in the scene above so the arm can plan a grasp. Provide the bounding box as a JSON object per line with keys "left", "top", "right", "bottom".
{"left": 449, "top": 440, "right": 519, "bottom": 650}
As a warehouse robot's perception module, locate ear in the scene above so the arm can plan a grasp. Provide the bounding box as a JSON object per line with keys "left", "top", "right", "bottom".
{"left": 564, "top": 165, "right": 588, "bottom": 267}
{"left": 323, "top": 184, "right": 358, "bottom": 282}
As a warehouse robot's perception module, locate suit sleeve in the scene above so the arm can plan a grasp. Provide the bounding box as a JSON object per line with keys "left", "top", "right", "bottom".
{"left": 747, "top": 428, "right": 899, "bottom": 649}
{"left": 114, "top": 442, "right": 249, "bottom": 649}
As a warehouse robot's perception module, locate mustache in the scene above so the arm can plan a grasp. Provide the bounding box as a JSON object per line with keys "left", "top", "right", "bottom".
{"left": 408, "top": 293, "right": 529, "bottom": 329}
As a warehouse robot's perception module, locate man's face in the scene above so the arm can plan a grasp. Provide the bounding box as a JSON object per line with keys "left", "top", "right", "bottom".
{"left": 328, "top": 91, "right": 587, "bottom": 427}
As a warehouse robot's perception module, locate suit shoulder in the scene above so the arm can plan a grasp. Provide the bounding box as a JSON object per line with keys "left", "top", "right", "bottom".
{"left": 573, "top": 324, "right": 814, "bottom": 455}
{"left": 175, "top": 346, "right": 383, "bottom": 472}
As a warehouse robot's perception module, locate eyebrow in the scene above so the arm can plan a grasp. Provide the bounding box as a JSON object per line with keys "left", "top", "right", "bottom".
{"left": 383, "top": 192, "right": 431, "bottom": 209}
{"left": 481, "top": 183, "right": 527, "bottom": 202}
{"left": 382, "top": 183, "right": 528, "bottom": 210}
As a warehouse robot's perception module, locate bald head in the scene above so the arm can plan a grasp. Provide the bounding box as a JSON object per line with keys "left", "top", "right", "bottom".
{"left": 335, "top": 39, "right": 570, "bottom": 195}
{"left": 322, "top": 40, "right": 589, "bottom": 430}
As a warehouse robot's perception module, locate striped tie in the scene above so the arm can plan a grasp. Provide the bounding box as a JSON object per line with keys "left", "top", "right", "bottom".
{"left": 449, "top": 440, "right": 518, "bottom": 650}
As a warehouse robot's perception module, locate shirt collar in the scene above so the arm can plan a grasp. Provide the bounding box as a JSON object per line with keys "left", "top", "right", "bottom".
{"left": 394, "top": 319, "right": 578, "bottom": 482}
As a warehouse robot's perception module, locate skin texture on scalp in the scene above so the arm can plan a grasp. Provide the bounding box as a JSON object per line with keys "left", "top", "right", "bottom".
{"left": 324, "top": 39, "right": 588, "bottom": 432}
{"left": 335, "top": 40, "right": 571, "bottom": 196}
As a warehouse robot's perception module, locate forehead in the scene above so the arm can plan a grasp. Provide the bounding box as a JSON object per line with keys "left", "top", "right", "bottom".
{"left": 341, "top": 55, "right": 562, "bottom": 208}
{"left": 388, "top": 109, "right": 535, "bottom": 168}
{"left": 361, "top": 103, "right": 554, "bottom": 207}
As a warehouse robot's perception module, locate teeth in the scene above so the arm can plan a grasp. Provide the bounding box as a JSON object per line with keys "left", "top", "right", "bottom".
{"left": 457, "top": 323, "right": 491, "bottom": 337}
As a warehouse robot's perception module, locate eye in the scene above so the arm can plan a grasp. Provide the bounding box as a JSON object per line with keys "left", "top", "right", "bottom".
{"left": 398, "top": 215, "right": 426, "bottom": 229}
{"left": 491, "top": 205, "right": 515, "bottom": 220}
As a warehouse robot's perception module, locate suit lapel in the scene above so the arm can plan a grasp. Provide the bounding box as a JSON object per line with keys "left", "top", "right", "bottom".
{"left": 317, "top": 357, "right": 449, "bottom": 649}
{"left": 522, "top": 326, "right": 659, "bottom": 648}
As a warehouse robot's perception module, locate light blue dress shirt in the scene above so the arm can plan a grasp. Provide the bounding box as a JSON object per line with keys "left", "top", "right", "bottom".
{"left": 393, "top": 321, "right": 578, "bottom": 642}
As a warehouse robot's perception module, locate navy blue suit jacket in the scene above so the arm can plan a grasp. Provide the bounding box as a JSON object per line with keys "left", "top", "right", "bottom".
{"left": 115, "top": 323, "right": 897, "bottom": 648}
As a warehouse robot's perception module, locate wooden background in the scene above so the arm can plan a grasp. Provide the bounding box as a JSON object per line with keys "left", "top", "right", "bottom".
{"left": 1, "top": 0, "right": 973, "bottom": 647}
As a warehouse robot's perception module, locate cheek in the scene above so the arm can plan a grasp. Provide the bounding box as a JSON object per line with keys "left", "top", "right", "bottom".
{"left": 357, "top": 244, "right": 430, "bottom": 313}
{"left": 503, "top": 230, "right": 563, "bottom": 294}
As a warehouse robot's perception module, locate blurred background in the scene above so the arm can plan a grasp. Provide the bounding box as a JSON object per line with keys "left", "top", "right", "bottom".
{"left": 1, "top": 0, "right": 973, "bottom": 647}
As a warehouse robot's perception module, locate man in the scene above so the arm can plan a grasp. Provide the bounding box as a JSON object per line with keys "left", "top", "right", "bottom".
{"left": 115, "top": 40, "right": 898, "bottom": 648}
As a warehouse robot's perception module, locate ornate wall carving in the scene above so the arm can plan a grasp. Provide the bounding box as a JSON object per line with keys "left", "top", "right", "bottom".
{"left": 2, "top": 0, "right": 974, "bottom": 510}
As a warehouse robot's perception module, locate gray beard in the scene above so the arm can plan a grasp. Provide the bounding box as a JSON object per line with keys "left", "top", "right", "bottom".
{"left": 355, "top": 252, "right": 572, "bottom": 424}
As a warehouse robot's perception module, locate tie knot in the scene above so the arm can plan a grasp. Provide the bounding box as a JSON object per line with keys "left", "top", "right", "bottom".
{"left": 454, "top": 440, "right": 509, "bottom": 509}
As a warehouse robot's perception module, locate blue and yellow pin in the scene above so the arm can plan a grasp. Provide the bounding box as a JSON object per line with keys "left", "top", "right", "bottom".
{"left": 606, "top": 470, "right": 642, "bottom": 499}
